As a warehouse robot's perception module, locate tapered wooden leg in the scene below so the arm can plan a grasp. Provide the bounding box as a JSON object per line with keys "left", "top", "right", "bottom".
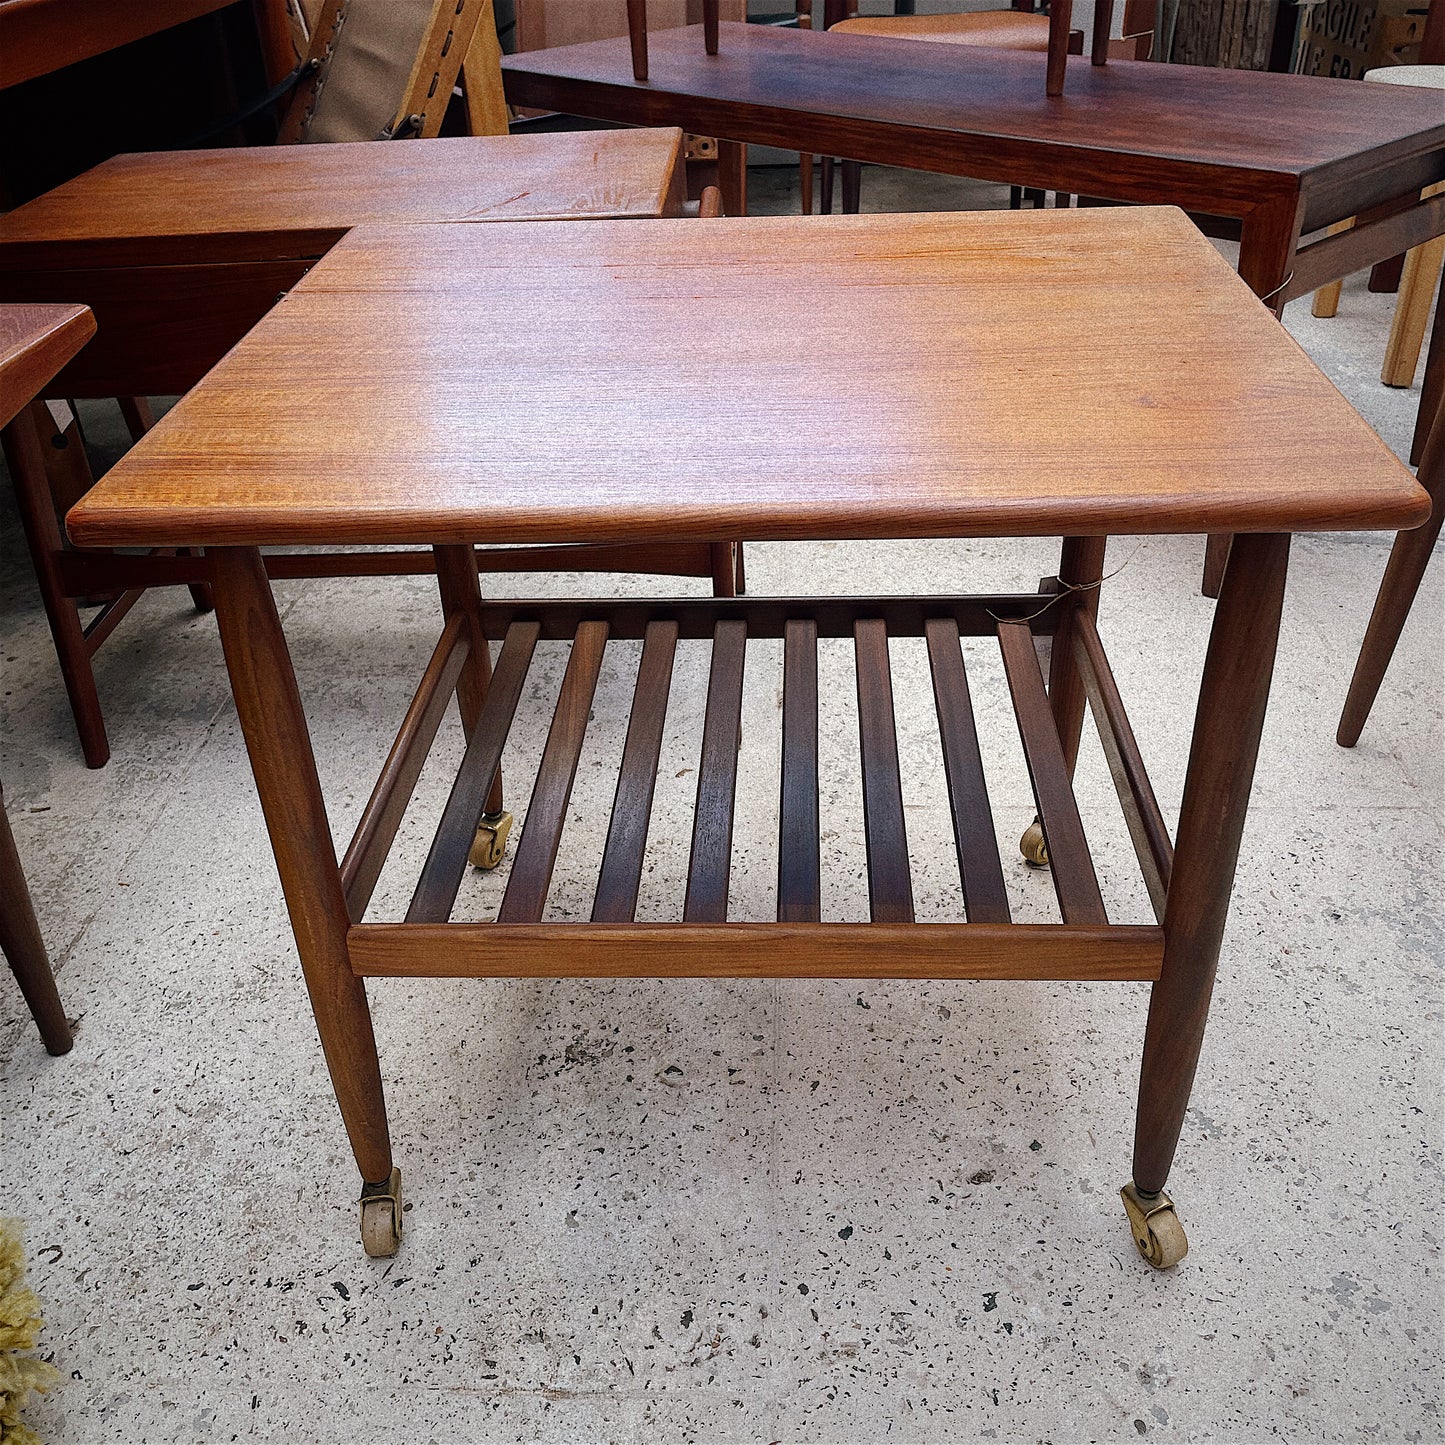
{"left": 1046, "top": 0, "right": 1073, "bottom": 94}
{"left": 1413, "top": 298, "right": 1443, "bottom": 465}
{"left": 626, "top": 0, "right": 648, "bottom": 80}
{"left": 1, "top": 410, "right": 110, "bottom": 768}
{"left": 1337, "top": 403, "right": 1444, "bottom": 746}
{"left": 0, "top": 786, "right": 72, "bottom": 1055}
{"left": 799, "top": 153, "right": 814, "bottom": 215}
{"left": 1047, "top": 536, "right": 1107, "bottom": 777}
{"left": 1201, "top": 533, "right": 1231, "bottom": 599}
{"left": 1382, "top": 230, "right": 1444, "bottom": 389}
{"left": 1133, "top": 533, "right": 1291, "bottom": 1200}
{"left": 1090, "top": 0, "right": 1114, "bottom": 64}
{"left": 210, "top": 547, "right": 392, "bottom": 1190}
{"left": 709, "top": 542, "right": 739, "bottom": 598}
{"left": 841, "top": 160, "right": 861, "bottom": 215}
{"left": 434, "top": 545, "right": 505, "bottom": 820}
{"left": 703, "top": 0, "right": 719, "bottom": 53}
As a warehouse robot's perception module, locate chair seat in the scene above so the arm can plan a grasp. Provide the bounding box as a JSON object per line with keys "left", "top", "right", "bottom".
{"left": 832, "top": 11, "right": 1055, "bottom": 50}
{"left": 1364, "top": 64, "right": 1445, "bottom": 88}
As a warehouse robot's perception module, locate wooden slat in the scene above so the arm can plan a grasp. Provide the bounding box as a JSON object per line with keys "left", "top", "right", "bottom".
{"left": 997, "top": 621, "right": 1107, "bottom": 926}
{"left": 924, "top": 619, "right": 1010, "bottom": 924}
{"left": 683, "top": 620, "right": 748, "bottom": 923}
{"left": 406, "top": 621, "right": 539, "bottom": 923}
{"left": 778, "top": 618, "right": 820, "bottom": 923}
{"left": 1072, "top": 612, "right": 1174, "bottom": 922}
{"left": 341, "top": 614, "right": 471, "bottom": 922}
{"left": 854, "top": 620, "right": 913, "bottom": 923}
{"left": 473, "top": 595, "right": 1055, "bottom": 643}
{"left": 349, "top": 921, "right": 1165, "bottom": 981}
{"left": 592, "top": 620, "right": 679, "bottom": 923}
{"left": 498, "top": 621, "right": 610, "bottom": 923}
{"left": 1285, "top": 193, "right": 1445, "bottom": 303}
{"left": 81, "top": 586, "right": 145, "bottom": 654}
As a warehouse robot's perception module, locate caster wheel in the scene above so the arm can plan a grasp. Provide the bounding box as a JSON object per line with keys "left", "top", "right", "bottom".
{"left": 359, "top": 1167, "right": 403, "bottom": 1257}
{"left": 469, "top": 810, "right": 513, "bottom": 870}
{"left": 1020, "top": 819, "right": 1049, "bottom": 867}
{"left": 1120, "top": 1182, "right": 1188, "bottom": 1270}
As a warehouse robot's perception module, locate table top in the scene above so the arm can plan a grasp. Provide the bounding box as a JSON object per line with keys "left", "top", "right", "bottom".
{"left": 67, "top": 208, "right": 1429, "bottom": 551}
{"left": 0, "top": 302, "right": 94, "bottom": 430}
{"left": 0, "top": 129, "right": 687, "bottom": 267}
{"left": 502, "top": 24, "right": 1445, "bottom": 202}
{"left": 0, "top": 0, "right": 234, "bottom": 90}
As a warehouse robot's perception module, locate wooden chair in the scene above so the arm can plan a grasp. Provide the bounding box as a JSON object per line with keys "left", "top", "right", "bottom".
{"left": 0, "top": 303, "right": 97, "bottom": 1057}
{"left": 626, "top": 0, "right": 1130, "bottom": 96}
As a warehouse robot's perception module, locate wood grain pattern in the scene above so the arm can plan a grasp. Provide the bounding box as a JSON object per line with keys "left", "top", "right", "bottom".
{"left": 349, "top": 921, "right": 1165, "bottom": 980}
{"left": 68, "top": 210, "right": 1430, "bottom": 550}
{"left": 924, "top": 618, "right": 1010, "bottom": 925}
{"left": 592, "top": 620, "right": 679, "bottom": 922}
{"left": 998, "top": 620, "right": 1107, "bottom": 926}
{"left": 854, "top": 619, "right": 913, "bottom": 923}
{"left": 683, "top": 620, "right": 747, "bottom": 923}
{"left": 0, "top": 303, "right": 94, "bottom": 429}
{"left": 0, "top": 0, "right": 234, "bottom": 88}
{"left": 498, "top": 620, "right": 609, "bottom": 923}
{"left": 501, "top": 23, "right": 1445, "bottom": 200}
{"left": 0, "top": 130, "right": 689, "bottom": 265}
{"left": 778, "top": 618, "right": 821, "bottom": 924}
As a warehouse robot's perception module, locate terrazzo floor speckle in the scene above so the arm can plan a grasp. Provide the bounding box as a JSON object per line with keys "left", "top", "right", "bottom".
{"left": 1, "top": 165, "right": 1441, "bottom": 1444}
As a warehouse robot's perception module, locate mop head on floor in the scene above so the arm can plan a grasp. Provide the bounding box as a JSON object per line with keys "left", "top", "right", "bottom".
{"left": 0, "top": 1219, "right": 57, "bottom": 1445}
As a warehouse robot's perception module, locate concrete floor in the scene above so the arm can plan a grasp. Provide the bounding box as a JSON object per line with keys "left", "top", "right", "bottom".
{"left": 1, "top": 166, "right": 1441, "bottom": 1444}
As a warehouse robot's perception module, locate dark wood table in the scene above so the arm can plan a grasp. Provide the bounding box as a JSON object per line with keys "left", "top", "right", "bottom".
{"left": 502, "top": 24, "right": 1445, "bottom": 425}
{"left": 69, "top": 208, "right": 1428, "bottom": 1266}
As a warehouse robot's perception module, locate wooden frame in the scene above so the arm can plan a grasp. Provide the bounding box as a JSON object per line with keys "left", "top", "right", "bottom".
{"left": 200, "top": 530, "right": 1290, "bottom": 1263}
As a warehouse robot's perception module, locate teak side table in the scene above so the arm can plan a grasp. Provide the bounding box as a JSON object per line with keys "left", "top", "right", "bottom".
{"left": 69, "top": 209, "right": 1429, "bottom": 1266}
{"left": 0, "top": 128, "right": 747, "bottom": 771}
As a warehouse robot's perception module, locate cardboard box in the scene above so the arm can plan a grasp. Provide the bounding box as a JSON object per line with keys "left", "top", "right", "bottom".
{"left": 1295, "top": 0, "right": 1430, "bottom": 78}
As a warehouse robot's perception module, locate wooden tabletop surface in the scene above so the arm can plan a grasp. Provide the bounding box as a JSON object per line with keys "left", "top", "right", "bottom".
{"left": 0, "top": 130, "right": 686, "bottom": 263}
{"left": 0, "top": 302, "right": 94, "bottom": 430}
{"left": 503, "top": 25, "right": 1445, "bottom": 184}
{"left": 67, "top": 208, "right": 1429, "bottom": 550}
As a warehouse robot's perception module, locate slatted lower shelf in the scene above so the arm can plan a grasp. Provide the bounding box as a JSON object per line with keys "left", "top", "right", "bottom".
{"left": 343, "top": 595, "right": 1171, "bottom": 983}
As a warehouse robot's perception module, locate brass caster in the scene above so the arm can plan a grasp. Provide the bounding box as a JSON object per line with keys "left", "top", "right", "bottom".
{"left": 1120, "top": 1182, "right": 1188, "bottom": 1270}
{"left": 469, "top": 810, "right": 513, "bottom": 870}
{"left": 359, "top": 1167, "right": 403, "bottom": 1257}
{"left": 1020, "top": 819, "right": 1049, "bottom": 867}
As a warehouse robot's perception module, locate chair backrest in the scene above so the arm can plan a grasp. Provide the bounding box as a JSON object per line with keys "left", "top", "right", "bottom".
{"left": 279, "top": 0, "right": 497, "bottom": 143}
{"left": 624, "top": 0, "right": 1121, "bottom": 94}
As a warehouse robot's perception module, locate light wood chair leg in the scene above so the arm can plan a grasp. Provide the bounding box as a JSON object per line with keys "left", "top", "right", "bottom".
{"left": 459, "top": 0, "right": 510, "bottom": 137}
{"left": 1133, "top": 533, "right": 1290, "bottom": 1199}
{"left": 1338, "top": 400, "right": 1444, "bottom": 746}
{"left": 1311, "top": 218, "right": 1355, "bottom": 318}
{"left": 0, "top": 786, "right": 72, "bottom": 1055}
{"left": 210, "top": 547, "right": 394, "bottom": 1195}
{"left": 1, "top": 408, "right": 111, "bottom": 768}
{"left": 1381, "top": 230, "right": 1445, "bottom": 388}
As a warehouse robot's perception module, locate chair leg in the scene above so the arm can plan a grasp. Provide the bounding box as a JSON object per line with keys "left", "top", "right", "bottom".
{"left": 1311, "top": 219, "right": 1355, "bottom": 318}
{"left": 799, "top": 153, "right": 814, "bottom": 215}
{"left": 821, "top": 156, "right": 835, "bottom": 214}
{"left": 1, "top": 409, "right": 111, "bottom": 768}
{"left": 842, "top": 159, "right": 862, "bottom": 215}
{"left": 1415, "top": 299, "right": 1445, "bottom": 465}
{"left": 1337, "top": 402, "right": 1444, "bottom": 747}
{"left": 0, "top": 788, "right": 72, "bottom": 1055}
{"left": 709, "top": 542, "right": 742, "bottom": 598}
{"left": 1381, "top": 231, "right": 1445, "bottom": 389}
